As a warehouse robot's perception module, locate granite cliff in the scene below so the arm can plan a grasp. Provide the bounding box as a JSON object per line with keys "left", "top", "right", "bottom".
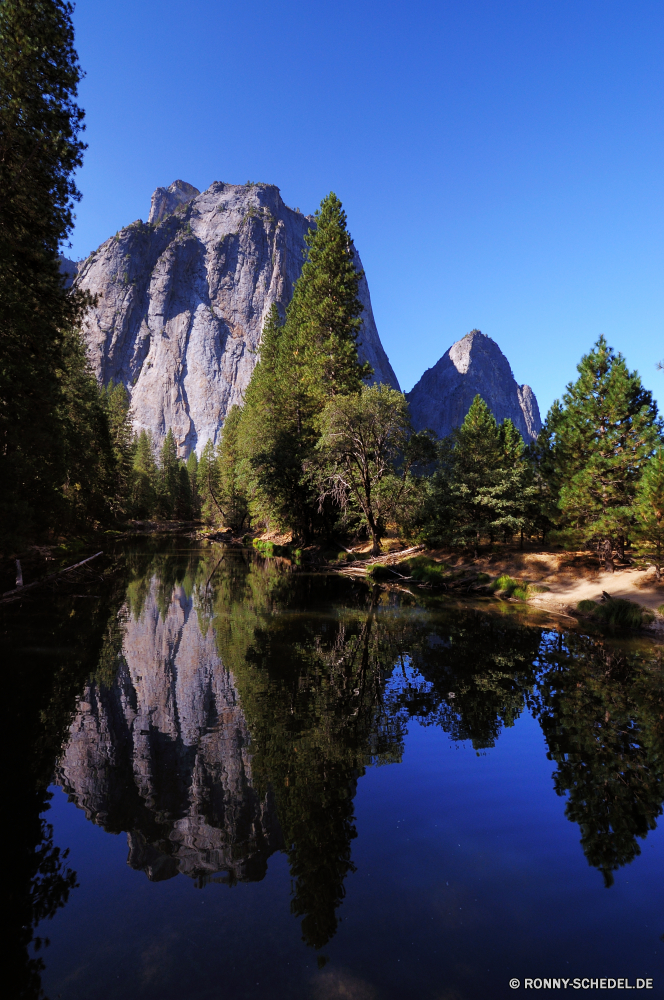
{"left": 72, "top": 180, "right": 399, "bottom": 456}
{"left": 56, "top": 579, "right": 282, "bottom": 884}
{"left": 406, "top": 329, "right": 541, "bottom": 442}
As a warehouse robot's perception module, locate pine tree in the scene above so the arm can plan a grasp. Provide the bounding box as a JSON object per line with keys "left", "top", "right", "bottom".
{"left": 449, "top": 395, "right": 502, "bottom": 547}
{"left": 285, "top": 192, "right": 371, "bottom": 405}
{"left": 175, "top": 464, "right": 193, "bottom": 521}
{"left": 0, "top": 0, "right": 89, "bottom": 546}
{"left": 197, "top": 439, "right": 222, "bottom": 523}
{"left": 526, "top": 401, "right": 564, "bottom": 541}
{"left": 634, "top": 450, "right": 664, "bottom": 580}
{"left": 186, "top": 450, "right": 200, "bottom": 518}
{"left": 157, "top": 430, "right": 179, "bottom": 519}
{"left": 102, "top": 381, "right": 133, "bottom": 515}
{"left": 131, "top": 430, "right": 157, "bottom": 519}
{"left": 422, "top": 398, "right": 541, "bottom": 549}
{"left": 549, "top": 337, "right": 661, "bottom": 569}
{"left": 237, "top": 195, "right": 371, "bottom": 541}
{"left": 55, "top": 326, "right": 116, "bottom": 530}
{"left": 488, "top": 417, "right": 542, "bottom": 548}
{"left": 475, "top": 462, "right": 541, "bottom": 549}
{"left": 216, "top": 406, "right": 248, "bottom": 532}
{"left": 454, "top": 395, "right": 502, "bottom": 479}
{"left": 499, "top": 418, "right": 524, "bottom": 464}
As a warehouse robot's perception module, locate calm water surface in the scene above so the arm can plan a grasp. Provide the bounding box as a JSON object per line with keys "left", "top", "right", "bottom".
{"left": 6, "top": 540, "right": 664, "bottom": 999}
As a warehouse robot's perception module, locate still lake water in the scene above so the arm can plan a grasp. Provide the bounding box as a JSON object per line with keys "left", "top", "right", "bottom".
{"left": 7, "top": 540, "right": 664, "bottom": 999}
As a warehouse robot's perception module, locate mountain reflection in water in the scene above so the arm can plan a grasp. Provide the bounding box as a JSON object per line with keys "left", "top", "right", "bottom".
{"left": 7, "top": 540, "right": 664, "bottom": 999}
{"left": 57, "top": 575, "right": 283, "bottom": 886}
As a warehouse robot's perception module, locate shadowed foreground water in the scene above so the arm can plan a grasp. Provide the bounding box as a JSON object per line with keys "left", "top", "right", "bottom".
{"left": 6, "top": 540, "right": 664, "bottom": 999}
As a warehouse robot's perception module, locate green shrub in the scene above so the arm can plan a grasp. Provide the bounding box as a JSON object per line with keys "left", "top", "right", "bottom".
{"left": 487, "top": 576, "right": 547, "bottom": 601}
{"left": 336, "top": 551, "right": 355, "bottom": 563}
{"left": 576, "top": 597, "right": 654, "bottom": 629}
{"left": 253, "top": 538, "right": 275, "bottom": 556}
{"left": 658, "top": 604, "right": 664, "bottom": 616}
{"left": 490, "top": 574, "right": 520, "bottom": 596}
{"left": 399, "top": 556, "right": 447, "bottom": 585}
{"left": 476, "top": 572, "right": 491, "bottom": 584}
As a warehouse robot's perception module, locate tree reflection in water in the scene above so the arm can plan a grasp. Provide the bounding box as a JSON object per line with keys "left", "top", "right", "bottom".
{"left": 7, "top": 540, "right": 664, "bottom": 995}
{"left": 534, "top": 632, "right": 664, "bottom": 886}
{"left": 5, "top": 565, "right": 127, "bottom": 999}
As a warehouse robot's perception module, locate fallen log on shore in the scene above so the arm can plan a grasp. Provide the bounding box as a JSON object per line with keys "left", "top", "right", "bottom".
{"left": 1, "top": 551, "right": 104, "bottom": 603}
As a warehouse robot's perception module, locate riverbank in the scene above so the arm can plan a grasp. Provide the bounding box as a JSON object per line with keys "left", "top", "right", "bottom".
{"left": 327, "top": 543, "right": 664, "bottom": 634}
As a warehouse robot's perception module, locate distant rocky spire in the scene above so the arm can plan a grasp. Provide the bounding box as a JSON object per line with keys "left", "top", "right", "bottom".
{"left": 406, "top": 329, "right": 542, "bottom": 441}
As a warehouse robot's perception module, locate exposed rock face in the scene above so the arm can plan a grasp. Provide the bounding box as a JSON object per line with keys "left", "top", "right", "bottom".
{"left": 148, "top": 179, "right": 200, "bottom": 225}
{"left": 56, "top": 579, "right": 282, "bottom": 884}
{"left": 74, "top": 180, "right": 399, "bottom": 456}
{"left": 406, "top": 330, "right": 542, "bottom": 441}
{"left": 58, "top": 253, "right": 77, "bottom": 289}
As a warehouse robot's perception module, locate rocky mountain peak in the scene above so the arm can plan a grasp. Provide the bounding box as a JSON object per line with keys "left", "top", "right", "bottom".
{"left": 74, "top": 179, "right": 398, "bottom": 456}
{"left": 407, "top": 329, "right": 541, "bottom": 441}
{"left": 148, "top": 179, "right": 200, "bottom": 225}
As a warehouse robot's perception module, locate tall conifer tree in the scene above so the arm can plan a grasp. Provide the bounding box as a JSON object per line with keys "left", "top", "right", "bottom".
{"left": 216, "top": 405, "right": 248, "bottom": 532}
{"left": 423, "top": 397, "right": 540, "bottom": 548}
{"left": 238, "top": 195, "right": 371, "bottom": 541}
{"left": 186, "top": 451, "right": 199, "bottom": 518}
{"left": 157, "top": 430, "right": 179, "bottom": 519}
{"left": 547, "top": 337, "right": 660, "bottom": 568}
{"left": 131, "top": 430, "right": 157, "bottom": 518}
{"left": 634, "top": 449, "right": 664, "bottom": 580}
{"left": 103, "top": 382, "right": 133, "bottom": 515}
{"left": 175, "top": 464, "right": 192, "bottom": 520}
{"left": 285, "top": 192, "right": 370, "bottom": 405}
{"left": 0, "top": 0, "right": 88, "bottom": 545}
{"left": 197, "top": 439, "right": 222, "bottom": 523}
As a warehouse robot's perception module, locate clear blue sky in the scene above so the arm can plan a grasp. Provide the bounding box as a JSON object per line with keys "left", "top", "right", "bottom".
{"left": 69, "top": 0, "right": 663, "bottom": 418}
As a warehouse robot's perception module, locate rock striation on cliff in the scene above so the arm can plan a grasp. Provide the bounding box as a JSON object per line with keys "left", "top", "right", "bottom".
{"left": 406, "top": 329, "right": 542, "bottom": 441}
{"left": 73, "top": 180, "right": 399, "bottom": 456}
{"left": 56, "top": 579, "right": 282, "bottom": 884}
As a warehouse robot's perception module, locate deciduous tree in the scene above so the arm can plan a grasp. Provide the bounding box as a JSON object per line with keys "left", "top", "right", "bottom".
{"left": 316, "top": 385, "right": 434, "bottom": 554}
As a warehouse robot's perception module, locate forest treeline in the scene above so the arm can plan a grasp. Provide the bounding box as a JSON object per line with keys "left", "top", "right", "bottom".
{"left": 80, "top": 191, "right": 664, "bottom": 577}
{"left": 1, "top": 0, "right": 663, "bottom": 575}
